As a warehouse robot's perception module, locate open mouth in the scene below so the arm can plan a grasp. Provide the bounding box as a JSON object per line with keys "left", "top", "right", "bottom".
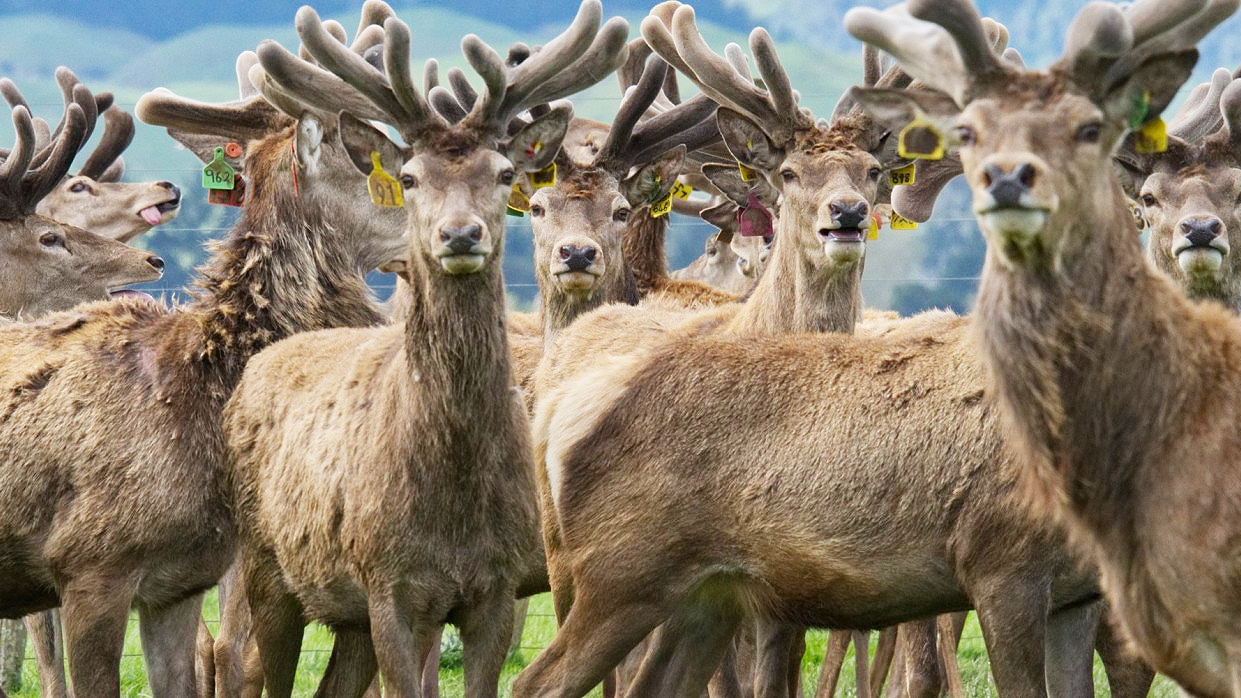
{"left": 138, "top": 197, "right": 181, "bottom": 227}
{"left": 822, "top": 227, "right": 864, "bottom": 243}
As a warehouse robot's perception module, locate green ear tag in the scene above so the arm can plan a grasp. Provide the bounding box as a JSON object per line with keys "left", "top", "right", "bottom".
{"left": 366, "top": 151, "right": 404, "bottom": 208}
{"left": 889, "top": 162, "right": 916, "bottom": 187}
{"left": 202, "top": 147, "right": 236, "bottom": 190}
{"left": 650, "top": 193, "right": 674, "bottom": 218}
{"left": 671, "top": 181, "right": 693, "bottom": 199}
{"left": 898, "top": 117, "right": 944, "bottom": 160}
{"left": 890, "top": 212, "right": 918, "bottom": 230}
{"left": 1134, "top": 117, "right": 1168, "bottom": 154}
{"left": 1128, "top": 90, "right": 1152, "bottom": 130}
{"left": 530, "top": 162, "right": 557, "bottom": 189}
{"left": 738, "top": 163, "right": 757, "bottom": 182}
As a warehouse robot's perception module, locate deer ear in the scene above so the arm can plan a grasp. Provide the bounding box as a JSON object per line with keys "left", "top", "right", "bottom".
{"left": 847, "top": 87, "right": 962, "bottom": 135}
{"left": 337, "top": 111, "right": 404, "bottom": 177}
{"left": 622, "top": 144, "right": 686, "bottom": 206}
{"left": 700, "top": 201, "right": 738, "bottom": 234}
{"left": 717, "top": 109, "right": 782, "bottom": 171}
{"left": 700, "top": 162, "right": 751, "bottom": 203}
{"left": 507, "top": 105, "right": 572, "bottom": 173}
{"left": 1100, "top": 50, "right": 1198, "bottom": 127}
{"left": 166, "top": 129, "right": 247, "bottom": 173}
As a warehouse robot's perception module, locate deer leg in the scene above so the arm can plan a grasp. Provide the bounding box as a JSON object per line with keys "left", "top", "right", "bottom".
{"left": 313, "top": 627, "right": 378, "bottom": 698}
{"left": 814, "top": 630, "right": 851, "bottom": 698}
{"left": 869, "top": 628, "right": 896, "bottom": 698}
{"left": 707, "top": 635, "right": 745, "bottom": 698}
{"left": 25, "top": 610, "right": 68, "bottom": 698}
{"left": 195, "top": 615, "right": 214, "bottom": 698}
{"left": 1043, "top": 601, "right": 1099, "bottom": 698}
{"left": 245, "top": 561, "right": 305, "bottom": 698}
{"left": 974, "top": 589, "right": 1048, "bottom": 698}
{"left": 851, "top": 631, "right": 869, "bottom": 698}
{"left": 624, "top": 594, "right": 745, "bottom": 698}
{"left": 750, "top": 620, "right": 803, "bottom": 698}
{"left": 421, "top": 626, "right": 442, "bottom": 698}
{"left": 1094, "top": 608, "right": 1154, "bottom": 697}
{"left": 60, "top": 573, "right": 137, "bottom": 698}
{"left": 213, "top": 560, "right": 251, "bottom": 698}
{"left": 458, "top": 589, "right": 516, "bottom": 698}
{"left": 366, "top": 586, "right": 442, "bottom": 698}
{"left": 138, "top": 592, "right": 206, "bottom": 698}
{"left": 896, "top": 619, "right": 941, "bottom": 698}
{"left": 936, "top": 615, "right": 966, "bottom": 698}
{"left": 789, "top": 629, "right": 807, "bottom": 698}
{"left": 240, "top": 631, "right": 264, "bottom": 698}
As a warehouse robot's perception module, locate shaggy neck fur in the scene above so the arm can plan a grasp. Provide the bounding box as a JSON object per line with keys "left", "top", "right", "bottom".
{"left": 538, "top": 270, "right": 638, "bottom": 347}
{"left": 622, "top": 204, "right": 670, "bottom": 296}
{"left": 186, "top": 133, "right": 383, "bottom": 384}
{"left": 725, "top": 214, "right": 863, "bottom": 336}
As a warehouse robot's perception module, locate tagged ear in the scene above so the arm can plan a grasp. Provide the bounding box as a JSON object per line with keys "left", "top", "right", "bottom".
{"left": 847, "top": 87, "right": 961, "bottom": 137}
{"left": 717, "top": 109, "right": 783, "bottom": 171}
{"left": 338, "top": 111, "right": 404, "bottom": 177}
{"left": 1100, "top": 50, "right": 1199, "bottom": 127}
{"left": 700, "top": 162, "right": 780, "bottom": 208}
{"left": 1111, "top": 148, "right": 1150, "bottom": 199}
{"left": 294, "top": 113, "right": 325, "bottom": 176}
{"left": 166, "top": 129, "right": 247, "bottom": 173}
{"left": 622, "top": 144, "right": 686, "bottom": 206}
{"left": 701, "top": 201, "right": 738, "bottom": 236}
{"left": 507, "top": 104, "right": 573, "bottom": 173}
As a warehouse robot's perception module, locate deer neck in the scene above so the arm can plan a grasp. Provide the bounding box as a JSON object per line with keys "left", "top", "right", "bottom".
{"left": 1146, "top": 244, "right": 1241, "bottom": 312}
{"left": 974, "top": 178, "right": 1210, "bottom": 536}
{"left": 726, "top": 216, "right": 863, "bottom": 336}
{"left": 539, "top": 270, "right": 637, "bottom": 348}
{"left": 622, "top": 205, "right": 669, "bottom": 296}
{"left": 187, "top": 177, "right": 384, "bottom": 379}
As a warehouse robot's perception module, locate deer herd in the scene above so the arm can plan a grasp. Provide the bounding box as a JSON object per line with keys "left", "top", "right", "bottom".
{"left": 2, "top": 0, "right": 1241, "bottom": 696}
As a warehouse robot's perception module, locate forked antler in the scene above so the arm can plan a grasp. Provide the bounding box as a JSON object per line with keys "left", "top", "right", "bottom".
{"left": 0, "top": 69, "right": 97, "bottom": 218}
{"left": 78, "top": 105, "right": 136, "bottom": 182}
{"left": 641, "top": 2, "right": 811, "bottom": 144}
{"left": 258, "top": 0, "right": 627, "bottom": 145}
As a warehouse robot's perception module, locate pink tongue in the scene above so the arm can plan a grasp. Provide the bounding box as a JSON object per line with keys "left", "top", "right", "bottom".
{"left": 139, "top": 206, "right": 162, "bottom": 226}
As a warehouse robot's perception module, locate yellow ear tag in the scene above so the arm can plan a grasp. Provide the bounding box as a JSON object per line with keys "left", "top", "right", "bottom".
{"left": 867, "top": 214, "right": 880, "bottom": 240}
{"left": 671, "top": 181, "right": 693, "bottom": 199}
{"left": 529, "top": 162, "right": 557, "bottom": 189}
{"left": 507, "top": 183, "right": 531, "bottom": 216}
{"left": 738, "top": 163, "right": 757, "bottom": 182}
{"left": 650, "top": 193, "right": 674, "bottom": 218}
{"left": 898, "top": 117, "right": 944, "bottom": 160}
{"left": 890, "top": 212, "right": 918, "bottom": 230}
{"left": 889, "top": 162, "right": 916, "bottom": 187}
{"left": 1134, "top": 117, "right": 1168, "bottom": 154}
{"left": 366, "top": 152, "right": 404, "bottom": 208}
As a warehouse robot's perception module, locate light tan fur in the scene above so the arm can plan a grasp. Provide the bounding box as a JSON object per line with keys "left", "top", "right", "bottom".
{"left": 37, "top": 176, "right": 179, "bottom": 244}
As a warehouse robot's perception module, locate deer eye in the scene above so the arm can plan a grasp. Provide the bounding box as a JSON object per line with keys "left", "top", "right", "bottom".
{"left": 1076, "top": 122, "right": 1102, "bottom": 144}
{"left": 68, "top": 181, "right": 91, "bottom": 194}
{"left": 780, "top": 169, "right": 798, "bottom": 184}
{"left": 868, "top": 167, "right": 881, "bottom": 180}
{"left": 499, "top": 169, "right": 515, "bottom": 186}
{"left": 613, "top": 208, "right": 630, "bottom": 222}
{"left": 400, "top": 174, "right": 418, "bottom": 189}
{"left": 39, "top": 233, "right": 63, "bottom": 248}
{"left": 530, "top": 205, "right": 545, "bottom": 217}
{"left": 955, "top": 125, "right": 977, "bottom": 146}
{"left": 1140, "top": 193, "right": 1157, "bottom": 207}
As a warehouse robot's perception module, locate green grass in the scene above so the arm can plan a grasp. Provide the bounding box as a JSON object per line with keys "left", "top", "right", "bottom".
{"left": 9, "top": 593, "right": 1183, "bottom": 697}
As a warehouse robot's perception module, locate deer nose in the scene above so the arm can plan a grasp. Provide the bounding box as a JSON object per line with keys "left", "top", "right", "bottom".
{"left": 440, "top": 224, "right": 483, "bottom": 255}
{"left": 158, "top": 181, "right": 176, "bottom": 191}
{"left": 559, "top": 244, "right": 597, "bottom": 272}
{"left": 983, "top": 162, "right": 1037, "bottom": 208}
{"left": 828, "top": 200, "right": 869, "bottom": 229}
{"left": 1181, "top": 217, "right": 1223, "bottom": 247}
{"left": 147, "top": 255, "right": 165, "bottom": 272}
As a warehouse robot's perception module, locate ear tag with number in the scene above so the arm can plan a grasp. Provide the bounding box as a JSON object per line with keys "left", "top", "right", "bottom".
{"left": 1134, "top": 116, "right": 1168, "bottom": 154}
{"left": 366, "top": 151, "right": 404, "bottom": 208}
{"left": 650, "top": 193, "right": 674, "bottom": 218}
{"left": 671, "top": 181, "right": 693, "bottom": 199}
{"left": 202, "top": 147, "right": 236, "bottom": 190}
{"left": 529, "top": 162, "right": 557, "bottom": 189}
{"left": 868, "top": 213, "right": 880, "bottom": 240}
{"left": 889, "top": 162, "right": 916, "bottom": 187}
{"left": 507, "top": 183, "right": 531, "bottom": 216}
{"left": 890, "top": 211, "right": 918, "bottom": 230}
{"left": 898, "top": 117, "right": 944, "bottom": 160}
{"left": 208, "top": 175, "right": 246, "bottom": 207}
{"left": 738, "top": 162, "right": 758, "bottom": 182}
{"left": 737, "top": 192, "right": 775, "bottom": 239}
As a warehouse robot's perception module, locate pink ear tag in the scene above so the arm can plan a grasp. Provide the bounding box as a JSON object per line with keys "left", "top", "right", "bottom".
{"left": 737, "top": 191, "right": 774, "bottom": 240}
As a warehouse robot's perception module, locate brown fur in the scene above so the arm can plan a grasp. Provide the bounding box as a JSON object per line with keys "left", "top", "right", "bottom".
{"left": 37, "top": 176, "right": 180, "bottom": 244}
{"left": 0, "top": 114, "right": 403, "bottom": 696}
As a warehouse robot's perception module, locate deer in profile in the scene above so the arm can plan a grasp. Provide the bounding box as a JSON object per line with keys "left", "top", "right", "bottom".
{"left": 222, "top": 3, "right": 626, "bottom": 695}
{"left": 845, "top": 0, "right": 1241, "bottom": 694}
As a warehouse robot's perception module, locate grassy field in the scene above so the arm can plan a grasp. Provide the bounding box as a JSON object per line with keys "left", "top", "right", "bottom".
{"left": 9, "top": 593, "right": 1181, "bottom": 697}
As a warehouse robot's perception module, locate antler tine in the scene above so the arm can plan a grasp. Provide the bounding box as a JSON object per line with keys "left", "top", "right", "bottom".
{"left": 620, "top": 37, "right": 653, "bottom": 91}
{"left": 907, "top": 0, "right": 1005, "bottom": 80}
{"left": 444, "top": 67, "right": 478, "bottom": 112}
{"left": 78, "top": 105, "right": 134, "bottom": 180}
{"left": 1218, "top": 78, "right": 1241, "bottom": 149}
{"left": 749, "top": 28, "right": 801, "bottom": 126}
{"left": 521, "top": 16, "right": 629, "bottom": 109}
{"left": 863, "top": 45, "right": 882, "bottom": 88}
{"left": 493, "top": 0, "right": 602, "bottom": 118}
{"left": 626, "top": 97, "right": 719, "bottom": 167}
{"left": 596, "top": 54, "right": 669, "bottom": 170}
{"left": 381, "top": 15, "right": 442, "bottom": 138}
{"left": 429, "top": 86, "right": 469, "bottom": 123}
{"left": 724, "top": 43, "right": 750, "bottom": 78}
{"left": 1168, "top": 67, "right": 1231, "bottom": 141}
{"left": 0, "top": 106, "right": 36, "bottom": 197}
{"left": 33, "top": 70, "right": 96, "bottom": 171}
{"left": 256, "top": 39, "right": 392, "bottom": 124}
{"left": 23, "top": 102, "right": 88, "bottom": 214}
{"left": 354, "top": 25, "right": 386, "bottom": 58}
{"left": 844, "top": 5, "right": 971, "bottom": 105}
{"left": 237, "top": 51, "right": 261, "bottom": 99}
{"left": 248, "top": 62, "right": 316, "bottom": 118}
{"left": 1104, "top": 0, "right": 1239, "bottom": 88}
{"left": 1124, "top": 0, "right": 1208, "bottom": 44}
{"left": 354, "top": 0, "right": 395, "bottom": 49}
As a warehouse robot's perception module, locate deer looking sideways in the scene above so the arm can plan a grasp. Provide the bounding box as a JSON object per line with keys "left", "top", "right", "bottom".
{"left": 847, "top": 0, "right": 1241, "bottom": 694}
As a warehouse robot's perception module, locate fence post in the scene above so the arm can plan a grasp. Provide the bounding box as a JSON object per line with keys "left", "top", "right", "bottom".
{"left": 0, "top": 618, "right": 25, "bottom": 693}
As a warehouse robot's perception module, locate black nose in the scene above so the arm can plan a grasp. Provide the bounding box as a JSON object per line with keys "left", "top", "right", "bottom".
{"left": 440, "top": 224, "right": 482, "bottom": 255}
{"left": 829, "top": 200, "right": 869, "bottom": 229}
{"left": 158, "top": 181, "right": 176, "bottom": 191}
{"left": 147, "top": 255, "right": 165, "bottom": 272}
{"left": 984, "top": 162, "right": 1037, "bottom": 208}
{"left": 1181, "top": 217, "right": 1223, "bottom": 247}
{"left": 559, "top": 244, "right": 597, "bottom": 272}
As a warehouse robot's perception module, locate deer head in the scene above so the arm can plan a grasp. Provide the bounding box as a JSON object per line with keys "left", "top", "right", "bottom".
{"left": 35, "top": 105, "right": 181, "bottom": 243}
{"left": 1114, "top": 67, "right": 1241, "bottom": 306}
{"left": 0, "top": 68, "right": 164, "bottom": 317}
{"left": 255, "top": 0, "right": 626, "bottom": 284}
